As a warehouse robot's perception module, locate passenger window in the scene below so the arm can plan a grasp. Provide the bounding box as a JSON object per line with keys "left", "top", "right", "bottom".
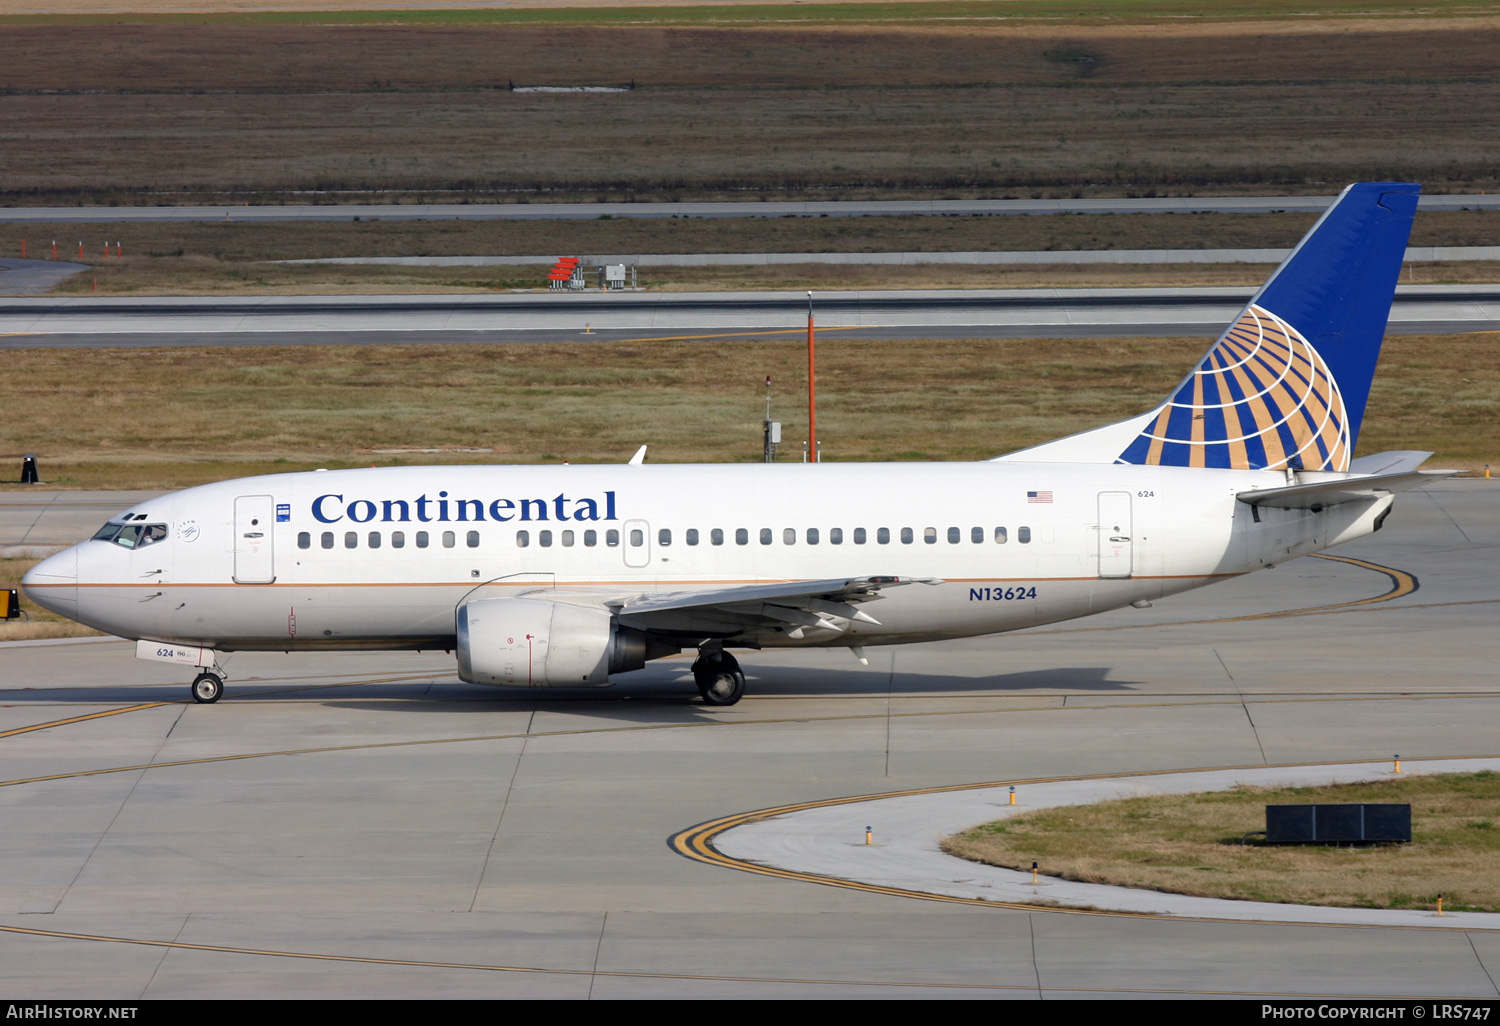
{"left": 807, "top": 528, "right": 819, "bottom": 545}
{"left": 540, "top": 530, "right": 553, "bottom": 547}
{"left": 368, "top": 531, "right": 381, "bottom": 549}
{"left": 416, "top": 531, "right": 429, "bottom": 548}
{"left": 562, "top": 530, "right": 575, "bottom": 547}
{"left": 584, "top": 529, "right": 597, "bottom": 547}
{"left": 783, "top": 528, "right": 796, "bottom": 545}
{"left": 659, "top": 528, "right": 671, "bottom": 547}
{"left": 854, "top": 528, "right": 866, "bottom": 544}
{"left": 1019, "top": 526, "right": 1032, "bottom": 544}
{"left": 392, "top": 531, "right": 405, "bottom": 548}
{"left": 442, "top": 531, "right": 456, "bottom": 548}
{"left": 924, "top": 527, "right": 937, "bottom": 545}
{"left": 606, "top": 529, "right": 620, "bottom": 547}
{"left": 345, "top": 532, "right": 358, "bottom": 549}
{"left": 760, "top": 528, "right": 772, "bottom": 545}
{"left": 321, "top": 532, "right": 334, "bottom": 549}
{"left": 971, "top": 526, "right": 983, "bottom": 543}
{"left": 948, "top": 527, "right": 960, "bottom": 544}
{"left": 736, "top": 528, "right": 748, "bottom": 545}
{"left": 686, "top": 529, "right": 699, "bottom": 546}
{"left": 830, "top": 528, "right": 843, "bottom": 545}
{"left": 877, "top": 528, "right": 890, "bottom": 544}
{"left": 630, "top": 529, "right": 644, "bottom": 547}
{"left": 467, "top": 531, "right": 480, "bottom": 548}
{"left": 711, "top": 528, "right": 724, "bottom": 546}
{"left": 900, "top": 527, "right": 914, "bottom": 544}
{"left": 298, "top": 532, "right": 311, "bottom": 549}
{"left": 516, "top": 531, "right": 530, "bottom": 548}
{"left": 995, "top": 527, "right": 1008, "bottom": 544}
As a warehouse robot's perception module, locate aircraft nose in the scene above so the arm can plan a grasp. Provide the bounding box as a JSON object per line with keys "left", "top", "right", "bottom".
{"left": 22, "top": 547, "right": 77, "bottom": 616}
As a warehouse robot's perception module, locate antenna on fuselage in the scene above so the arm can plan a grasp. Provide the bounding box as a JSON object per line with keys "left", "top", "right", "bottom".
{"left": 628, "top": 445, "right": 647, "bottom": 466}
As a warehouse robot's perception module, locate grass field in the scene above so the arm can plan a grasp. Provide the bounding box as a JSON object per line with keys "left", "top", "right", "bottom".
{"left": 11, "top": 2, "right": 1498, "bottom": 28}
{"left": 942, "top": 772, "right": 1500, "bottom": 912}
{"left": 3, "top": 9, "right": 1498, "bottom": 203}
{"left": 1, "top": 332, "right": 1492, "bottom": 490}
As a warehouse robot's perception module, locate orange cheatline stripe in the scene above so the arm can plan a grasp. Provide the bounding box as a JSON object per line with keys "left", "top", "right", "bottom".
{"left": 33, "top": 572, "right": 1245, "bottom": 591}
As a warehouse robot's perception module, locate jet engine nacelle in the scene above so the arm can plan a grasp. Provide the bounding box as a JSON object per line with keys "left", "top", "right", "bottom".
{"left": 456, "top": 597, "right": 647, "bottom": 687}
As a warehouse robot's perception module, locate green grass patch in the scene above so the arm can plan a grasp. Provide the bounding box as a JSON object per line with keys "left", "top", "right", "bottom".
{"left": 943, "top": 772, "right": 1500, "bottom": 911}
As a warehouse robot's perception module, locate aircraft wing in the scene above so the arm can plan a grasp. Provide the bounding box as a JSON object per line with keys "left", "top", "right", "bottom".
{"left": 611, "top": 576, "right": 942, "bottom": 638}
{"left": 1236, "top": 469, "right": 1457, "bottom": 510}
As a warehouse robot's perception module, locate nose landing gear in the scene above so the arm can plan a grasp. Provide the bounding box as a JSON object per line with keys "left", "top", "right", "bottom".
{"left": 191, "top": 670, "right": 225, "bottom": 704}
{"left": 692, "top": 649, "right": 745, "bottom": 706}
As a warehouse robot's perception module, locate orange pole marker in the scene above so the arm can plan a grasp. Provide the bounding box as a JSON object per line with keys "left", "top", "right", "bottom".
{"left": 806, "top": 292, "right": 817, "bottom": 463}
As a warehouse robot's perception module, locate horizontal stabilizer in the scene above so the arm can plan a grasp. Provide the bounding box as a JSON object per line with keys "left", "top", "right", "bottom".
{"left": 1348, "top": 450, "right": 1436, "bottom": 475}
{"left": 1236, "top": 469, "right": 1456, "bottom": 510}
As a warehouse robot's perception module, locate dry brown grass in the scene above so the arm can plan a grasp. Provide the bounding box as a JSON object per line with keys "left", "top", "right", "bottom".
{"left": 2, "top": 17, "right": 1498, "bottom": 203}
{"left": 942, "top": 772, "right": 1500, "bottom": 911}
{"left": 10, "top": 211, "right": 1497, "bottom": 296}
{"left": 0, "top": 331, "right": 1494, "bottom": 493}
{"left": 13, "top": 211, "right": 1348, "bottom": 262}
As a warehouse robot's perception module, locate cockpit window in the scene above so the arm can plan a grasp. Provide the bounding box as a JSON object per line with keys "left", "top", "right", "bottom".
{"left": 91, "top": 521, "right": 169, "bottom": 548}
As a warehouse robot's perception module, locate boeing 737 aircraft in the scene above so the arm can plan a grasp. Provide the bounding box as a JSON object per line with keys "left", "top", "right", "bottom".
{"left": 24, "top": 182, "right": 1450, "bottom": 706}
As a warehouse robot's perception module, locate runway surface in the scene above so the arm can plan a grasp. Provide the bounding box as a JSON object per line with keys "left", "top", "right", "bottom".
{"left": 3, "top": 286, "right": 1499, "bottom": 348}
{"left": 3, "top": 194, "right": 1499, "bottom": 222}
{"left": 3, "top": 480, "right": 1497, "bottom": 998}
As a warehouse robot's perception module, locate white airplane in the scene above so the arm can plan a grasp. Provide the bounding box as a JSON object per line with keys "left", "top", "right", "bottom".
{"left": 24, "top": 182, "right": 1450, "bottom": 707}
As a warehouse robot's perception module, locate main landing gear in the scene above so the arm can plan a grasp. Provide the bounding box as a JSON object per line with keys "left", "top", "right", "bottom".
{"left": 191, "top": 670, "right": 225, "bottom": 704}
{"left": 692, "top": 649, "right": 745, "bottom": 706}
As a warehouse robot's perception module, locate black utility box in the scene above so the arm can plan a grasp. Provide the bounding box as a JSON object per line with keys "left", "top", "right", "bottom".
{"left": 1266, "top": 803, "right": 1411, "bottom": 844}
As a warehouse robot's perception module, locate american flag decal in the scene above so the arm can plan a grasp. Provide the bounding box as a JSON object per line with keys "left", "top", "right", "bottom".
{"left": 1027, "top": 490, "right": 1054, "bottom": 504}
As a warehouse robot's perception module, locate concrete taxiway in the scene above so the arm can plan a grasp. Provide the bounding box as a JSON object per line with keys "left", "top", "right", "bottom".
{"left": 2, "top": 480, "right": 1497, "bottom": 998}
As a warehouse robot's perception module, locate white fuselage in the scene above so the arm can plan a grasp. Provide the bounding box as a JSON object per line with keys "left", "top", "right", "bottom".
{"left": 25, "top": 460, "right": 1391, "bottom": 656}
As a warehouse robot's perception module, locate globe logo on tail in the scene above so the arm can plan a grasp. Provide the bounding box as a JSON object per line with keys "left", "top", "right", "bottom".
{"left": 1117, "top": 304, "right": 1351, "bottom": 472}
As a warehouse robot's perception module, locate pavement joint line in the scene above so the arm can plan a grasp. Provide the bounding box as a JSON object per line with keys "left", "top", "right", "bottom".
{"left": 0, "top": 919, "right": 1454, "bottom": 997}
{"left": 4, "top": 690, "right": 1496, "bottom": 791}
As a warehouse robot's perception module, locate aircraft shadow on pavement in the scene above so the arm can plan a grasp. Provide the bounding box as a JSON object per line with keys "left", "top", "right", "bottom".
{"left": 314, "top": 662, "right": 1141, "bottom": 713}
{"left": 0, "top": 665, "right": 1138, "bottom": 714}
